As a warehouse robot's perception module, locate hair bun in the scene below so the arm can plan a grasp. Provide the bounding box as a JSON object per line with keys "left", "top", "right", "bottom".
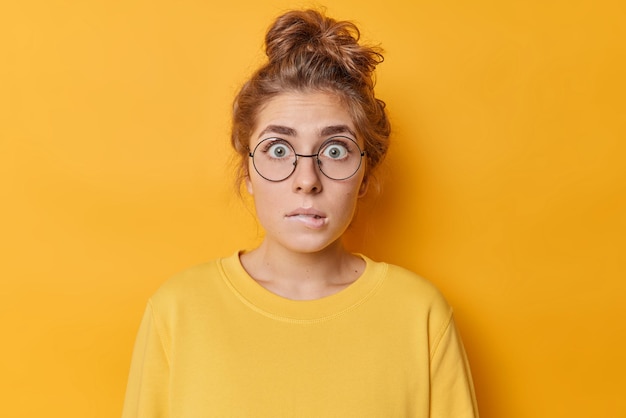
{"left": 264, "top": 10, "right": 383, "bottom": 82}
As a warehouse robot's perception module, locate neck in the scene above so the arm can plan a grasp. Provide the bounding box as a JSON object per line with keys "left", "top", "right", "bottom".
{"left": 239, "top": 240, "right": 364, "bottom": 300}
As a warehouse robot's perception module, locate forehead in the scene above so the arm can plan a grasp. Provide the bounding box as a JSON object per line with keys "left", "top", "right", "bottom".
{"left": 252, "top": 91, "right": 357, "bottom": 142}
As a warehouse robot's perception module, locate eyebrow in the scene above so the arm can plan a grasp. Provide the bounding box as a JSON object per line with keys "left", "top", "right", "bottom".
{"left": 257, "top": 125, "right": 297, "bottom": 139}
{"left": 257, "top": 124, "right": 357, "bottom": 139}
{"left": 320, "top": 125, "right": 357, "bottom": 138}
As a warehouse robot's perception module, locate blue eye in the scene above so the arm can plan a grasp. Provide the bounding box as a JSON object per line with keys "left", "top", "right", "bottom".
{"left": 266, "top": 142, "right": 292, "bottom": 159}
{"left": 321, "top": 143, "right": 349, "bottom": 159}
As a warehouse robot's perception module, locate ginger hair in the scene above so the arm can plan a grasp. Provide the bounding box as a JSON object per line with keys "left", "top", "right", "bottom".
{"left": 231, "top": 9, "right": 391, "bottom": 185}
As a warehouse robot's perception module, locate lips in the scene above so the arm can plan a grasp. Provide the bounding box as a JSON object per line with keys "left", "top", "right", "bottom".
{"left": 285, "top": 208, "right": 327, "bottom": 228}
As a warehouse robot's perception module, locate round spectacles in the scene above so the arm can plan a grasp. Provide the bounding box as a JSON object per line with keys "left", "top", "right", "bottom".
{"left": 248, "top": 136, "right": 365, "bottom": 182}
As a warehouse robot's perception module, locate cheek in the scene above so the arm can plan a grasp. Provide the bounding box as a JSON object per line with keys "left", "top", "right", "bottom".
{"left": 248, "top": 182, "right": 282, "bottom": 214}
{"left": 335, "top": 187, "right": 361, "bottom": 215}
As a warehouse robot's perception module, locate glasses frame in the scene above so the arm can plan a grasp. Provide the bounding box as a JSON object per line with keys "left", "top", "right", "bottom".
{"left": 248, "top": 136, "right": 366, "bottom": 182}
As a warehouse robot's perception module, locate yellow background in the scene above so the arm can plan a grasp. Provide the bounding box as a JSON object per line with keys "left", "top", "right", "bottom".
{"left": 1, "top": 0, "right": 624, "bottom": 416}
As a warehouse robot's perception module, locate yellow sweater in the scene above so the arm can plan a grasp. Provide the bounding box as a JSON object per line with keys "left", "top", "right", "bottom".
{"left": 122, "top": 252, "right": 478, "bottom": 417}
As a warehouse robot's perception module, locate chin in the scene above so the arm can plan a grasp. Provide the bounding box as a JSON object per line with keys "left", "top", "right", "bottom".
{"left": 279, "top": 235, "right": 344, "bottom": 255}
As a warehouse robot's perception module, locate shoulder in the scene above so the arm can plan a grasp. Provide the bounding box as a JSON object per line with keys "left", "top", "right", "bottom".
{"left": 364, "top": 255, "right": 453, "bottom": 322}
{"left": 384, "top": 262, "right": 442, "bottom": 296}
{"left": 365, "top": 255, "right": 446, "bottom": 302}
{"left": 148, "top": 253, "right": 235, "bottom": 311}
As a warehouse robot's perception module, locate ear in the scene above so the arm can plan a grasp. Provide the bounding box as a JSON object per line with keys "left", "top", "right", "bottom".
{"left": 358, "top": 176, "right": 369, "bottom": 198}
{"left": 245, "top": 175, "right": 254, "bottom": 195}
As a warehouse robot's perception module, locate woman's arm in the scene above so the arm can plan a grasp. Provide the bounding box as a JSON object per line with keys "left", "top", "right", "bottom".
{"left": 429, "top": 313, "right": 479, "bottom": 418}
{"left": 122, "top": 302, "right": 170, "bottom": 418}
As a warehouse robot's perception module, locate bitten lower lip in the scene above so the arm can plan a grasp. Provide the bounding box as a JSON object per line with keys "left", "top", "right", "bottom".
{"left": 285, "top": 209, "right": 327, "bottom": 228}
{"left": 286, "top": 214, "right": 328, "bottom": 228}
{"left": 286, "top": 208, "right": 326, "bottom": 217}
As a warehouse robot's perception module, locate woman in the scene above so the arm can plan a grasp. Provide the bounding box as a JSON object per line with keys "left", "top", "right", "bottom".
{"left": 122, "top": 9, "right": 478, "bottom": 417}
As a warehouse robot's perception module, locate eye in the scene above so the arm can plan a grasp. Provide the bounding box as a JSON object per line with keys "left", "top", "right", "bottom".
{"left": 321, "top": 142, "right": 349, "bottom": 160}
{"left": 265, "top": 142, "right": 292, "bottom": 159}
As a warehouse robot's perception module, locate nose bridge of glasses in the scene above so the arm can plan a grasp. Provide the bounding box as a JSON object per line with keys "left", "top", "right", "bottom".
{"left": 294, "top": 152, "right": 322, "bottom": 173}
{"left": 295, "top": 152, "right": 319, "bottom": 159}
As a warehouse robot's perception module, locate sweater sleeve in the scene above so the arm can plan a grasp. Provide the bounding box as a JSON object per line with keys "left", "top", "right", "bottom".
{"left": 429, "top": 313, "right": 479, "bottom": 418}
{"left": 122, "top": 301, "right": 170, "bottom": 418}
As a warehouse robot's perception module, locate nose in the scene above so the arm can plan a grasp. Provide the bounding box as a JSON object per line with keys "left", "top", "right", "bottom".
{"left": 292, "top": 155, "right": 323, "bottom": 193}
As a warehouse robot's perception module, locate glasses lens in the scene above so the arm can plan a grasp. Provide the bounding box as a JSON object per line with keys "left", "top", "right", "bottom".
{"left": 251, "top": 138, "right": 297, "bottom": 181}
{"left": 317, "top": 137, "right": 363, "bottom": 180}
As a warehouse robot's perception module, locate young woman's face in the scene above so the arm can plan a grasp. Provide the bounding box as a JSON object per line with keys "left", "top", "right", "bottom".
{"left": 246, "top": 91, "right": 368, "bottom": 255}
